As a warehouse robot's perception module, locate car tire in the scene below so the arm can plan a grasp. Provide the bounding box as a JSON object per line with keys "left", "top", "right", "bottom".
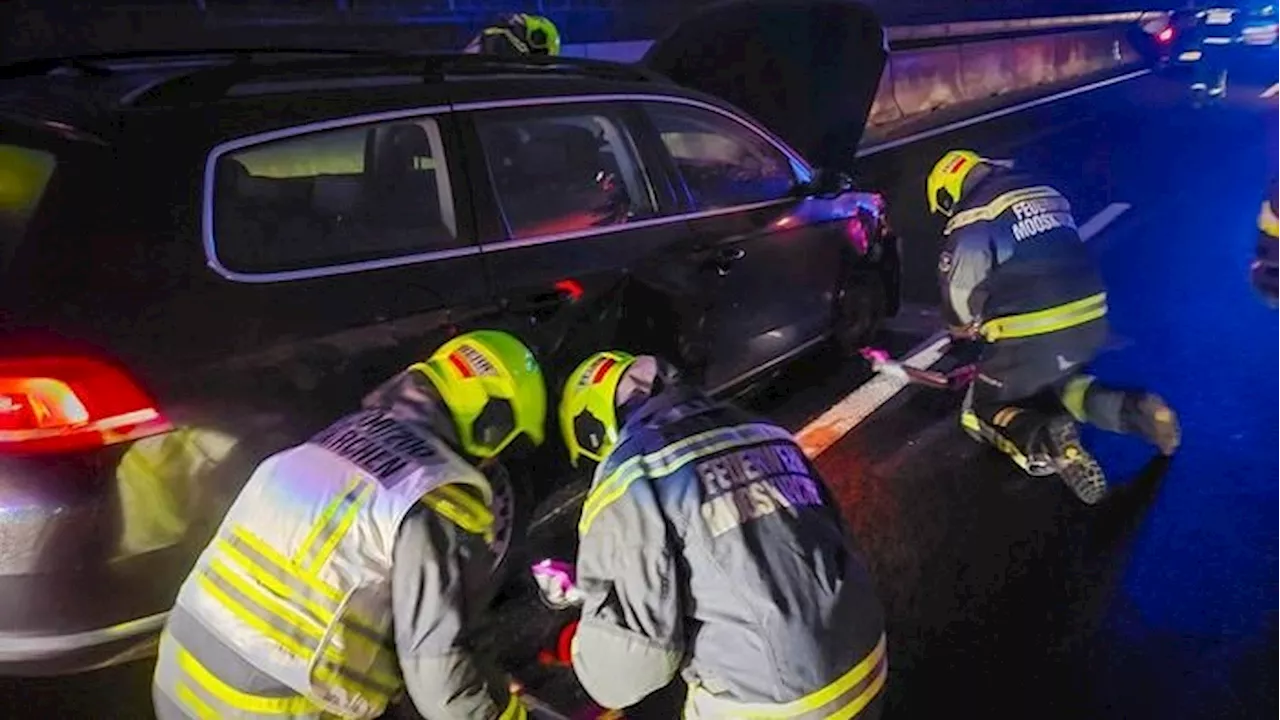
{"left": 482, "top": 461, "right": 530, "bottom": 589}
{"left": 832, "top": 269, "right": 887, "bottom": 358}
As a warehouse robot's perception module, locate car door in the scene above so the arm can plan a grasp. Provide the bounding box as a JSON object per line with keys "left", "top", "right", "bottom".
{"left": 453, "top": 97, "right": 705, "bottom": 391}
{"left": 636, "top": 99, "right": 846, "bottom": 393}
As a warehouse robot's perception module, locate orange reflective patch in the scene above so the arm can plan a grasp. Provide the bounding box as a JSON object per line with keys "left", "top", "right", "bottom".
{"left": 946, "top": 155, "right": 969, "bottom": 174}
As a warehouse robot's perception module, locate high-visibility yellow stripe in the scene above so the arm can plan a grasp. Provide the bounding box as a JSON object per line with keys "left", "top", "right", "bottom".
{"left": 217, "top": 537, "right": 337, "bottom": 625}
{"left": 314, "top": 656, "right": 399, "bottom": 703}
{"left": 579, "top": 423, "right": 794, "bottom": 534}
{"left": 200, "top": 571, "right": 391, "bottom": 701}
{"left": 424, "top": 484, "right": 495, "bottom": 540}
{"left": 483, "top": 26, "right": 531, "bottom": 53}
{"left": 208, "top": 559, "right": 326, "bottom": 639}
{"left": 499, "top": 692, "right": 529, "bottom": 719}
{"left": 177, "top": 646, "right": 318, "bottom": 714}
{"left": 829, "top": 657, "right": 887, "bottom": 720}
{"left": 230, "top": 526, "right": 343, "bottom": 604}
{"left": 1259, "top": 199, "right": 1279, "bottom": 238}
{"left": 293, "top": 478, "right": 359, "bottom": 566}
{"left": 176, "top": 682, "right": 219, "bottom": 720}
{"left": 197, "top": 574, "right": 317, "bottom": 661}
{"left": 944, "top": 186, "right": 1063, "bottom": 235}
{"left": 1059, "top": 375, "right": 1096, "bottom": 422}
{"left": 306, "top": 481, "right": 373, "bottom": 574}
{"left": 980, "top": 293, "right": 1107, "bottom": 341}
{"left": 687, "top": 634, "right": 888, "bottom": 719}
{"left": 961, "top": 411, "right": 1034, "bottom": 473}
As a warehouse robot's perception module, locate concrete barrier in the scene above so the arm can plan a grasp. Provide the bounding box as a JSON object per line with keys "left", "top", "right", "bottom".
{"left": 887, "top": 45, "right": 965, "bottom": 117}
{"left": 1011, "top": 33, "right": 1061, "bottom": 88}
{"left": 868, "top": 60, "right": 903, "bottom": 126}
{"left": 957, "top": 38, "right": 1017, "bottom": 101}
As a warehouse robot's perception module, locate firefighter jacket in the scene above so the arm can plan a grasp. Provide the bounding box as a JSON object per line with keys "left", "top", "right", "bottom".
{"left": 152, "top": 407, "right": 525, "bottom": 720}
{"left": 938, "top": 170, "right": 1109, "bottom": 343}
{"left": 571, "top": 386, "right": 887, "bottom": 718}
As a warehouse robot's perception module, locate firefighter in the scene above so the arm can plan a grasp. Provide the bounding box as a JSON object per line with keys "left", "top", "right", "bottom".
{"left": 152, "top": 330, "right": 544, "bottom": 720}
{"left": 1189, "top": 5, "right": 1241, "bottom": 103}
{"left": 463, "top": 13, "right": 562, "bottom": 57}
{"left": 556, "top": 352, "right": 888, "bottom": 719}
{"left": 928, "top": 149, "right": 1181, "bottom": 505}
{"left": 1251, "top": 177, "right": 1278, "bottom": 305}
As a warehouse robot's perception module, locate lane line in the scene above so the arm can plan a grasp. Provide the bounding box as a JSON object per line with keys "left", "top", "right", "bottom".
{"left": 795, "top": 201, "right": 1131, "bottom": 459}
{"left": 795, "top": 333, "right": 950, "bottom": 458}
{"left": 1078, "top": 202, "right": 1131, "bottom": 241}
{"left": 1262, "top": 83, "right": 1279, "bottom": 98}
{"left": 857, "top": 69, "right": 1152, "bottom": 157}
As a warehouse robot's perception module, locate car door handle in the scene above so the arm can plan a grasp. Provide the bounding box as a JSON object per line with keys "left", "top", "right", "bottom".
{"left": 711, "top": 246, "right": 745, "bottom": 276}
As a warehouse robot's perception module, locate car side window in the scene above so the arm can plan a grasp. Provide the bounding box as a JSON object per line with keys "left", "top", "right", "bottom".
{"left": 642, "top": 102, "right": 797, "bottom": 210}
{"left": 211, "top": 116, "right": 460, "bottom": 275}
{"left": 475, "top": 106, "right": 658, "bottom": 240}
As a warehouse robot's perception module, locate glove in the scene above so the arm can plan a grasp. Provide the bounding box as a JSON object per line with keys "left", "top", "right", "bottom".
{"left": 531, "top": 559, "right": 585, "bottom": 610}
{"left": 858, "top": 347, "right": 909, "bottom": 381}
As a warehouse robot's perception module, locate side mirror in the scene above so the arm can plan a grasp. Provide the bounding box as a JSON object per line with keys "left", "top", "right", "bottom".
{"left": 804, "top": 168, "right": 855, "bottom": 198}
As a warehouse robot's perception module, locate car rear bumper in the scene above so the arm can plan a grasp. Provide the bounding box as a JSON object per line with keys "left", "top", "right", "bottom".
{"left": 0, "top": 612, "right": 167, "bottom": 676}
{"left": 0, "top": 426, "right": 252, "bottom": 676}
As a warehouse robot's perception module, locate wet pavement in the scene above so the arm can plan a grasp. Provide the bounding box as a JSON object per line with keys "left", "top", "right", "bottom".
{"left": 1, "top": 65, "right": 1276, "bottom": 719}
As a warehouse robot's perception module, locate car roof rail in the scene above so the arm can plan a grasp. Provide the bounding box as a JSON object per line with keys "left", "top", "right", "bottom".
{"left": 121, "top": 51, "right": 666, "bottom": 107}
{"left": 0, "top": 48, "right": 395, "bottom": 81}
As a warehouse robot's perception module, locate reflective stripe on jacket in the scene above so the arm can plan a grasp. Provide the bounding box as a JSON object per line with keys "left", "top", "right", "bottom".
{"left": 684, "top": 633, "right": 888, "bottom": 719}
{"left": 938, "top": 171, "right": 1108, "bottom": 341}
{"left": 571, "top": 388, "right": 886, "bottom": 716}
{"left": 157, "top": 407, "right": 493, "bottom": 719}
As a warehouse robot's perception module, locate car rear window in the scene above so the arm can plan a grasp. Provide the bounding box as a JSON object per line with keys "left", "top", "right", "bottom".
{"left": 0, "top": 144, "right": 56, "bottom": 271}
{"left": 210, "top": 115, "right": 462, "bottom": 276}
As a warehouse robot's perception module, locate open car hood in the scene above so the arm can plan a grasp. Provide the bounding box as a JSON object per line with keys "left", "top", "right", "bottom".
{"left": 641, "top": 0, "right": 887, "bottom": 173}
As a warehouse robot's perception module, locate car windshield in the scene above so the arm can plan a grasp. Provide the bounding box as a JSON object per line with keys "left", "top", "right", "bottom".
{"left": 0, "top": 143, "right": 57, "bottom": 272}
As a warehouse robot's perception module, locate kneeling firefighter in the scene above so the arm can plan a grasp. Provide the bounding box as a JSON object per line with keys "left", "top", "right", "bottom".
{"left": 927, "top": 149, "right": 1181, "bottom": 504}
{"left": 463, "top": 13, "right": 562, "bottom": 57}
{"left": 555, "top": 352, "right": 887, "bottom": 718}
{"left": 152, "top": 330, "right": 544, "bottom": 720}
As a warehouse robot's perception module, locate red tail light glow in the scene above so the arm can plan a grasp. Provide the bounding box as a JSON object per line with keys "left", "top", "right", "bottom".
{"left": 1157, "top": 27, "right": 1174, "bottom": 43}
{"left": 0, "top": 356, "right": 171, "bottom": 455}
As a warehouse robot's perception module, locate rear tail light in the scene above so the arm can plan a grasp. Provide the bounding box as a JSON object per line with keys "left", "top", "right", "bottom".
{"left": 0, "top": 356, "right": 171, "bottom": 455}
{"left": 1157, "top": 27, "right": 1175, "bottom": 43}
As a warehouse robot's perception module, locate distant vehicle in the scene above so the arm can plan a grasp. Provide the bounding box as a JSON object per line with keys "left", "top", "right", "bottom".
{"left": 0, "top": 1, "right": 898, "bottom": 676}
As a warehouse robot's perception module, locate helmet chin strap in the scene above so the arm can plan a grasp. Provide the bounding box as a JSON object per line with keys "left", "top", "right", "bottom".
{"left": 615, "top": 356, "right": 662, "bottom": 425}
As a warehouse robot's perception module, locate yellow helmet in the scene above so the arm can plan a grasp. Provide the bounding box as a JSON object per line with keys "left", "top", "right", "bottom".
{"left": 410, "top": 330, "right": 546, "bottom": 460}
{"left": 516, "top": 13, "right": 562, "bottom": 56}
{"left": 558, "top": 351, "right": 638, "bottom": 467}
{"left": 927, "top": 149, "right": 984, "bottom": 216}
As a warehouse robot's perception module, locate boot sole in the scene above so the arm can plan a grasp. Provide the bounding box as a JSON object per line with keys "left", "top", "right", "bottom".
{"left": 1134, "top": 395, "right": 1181, "bottom": 456}
{"left": 1047, "top": 417, "right": 1108, "bottom": 505}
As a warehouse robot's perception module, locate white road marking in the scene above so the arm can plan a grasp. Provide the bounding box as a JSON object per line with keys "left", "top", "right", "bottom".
{"left": 1261, "top": 83, "right": 1279, "bottom": 98}
{"left": 795, "top": 333, "right": 951, "bottom": 458}
{"left": 1077, "top": 202, "right": 1131, "bottom": 241}
{"left": 857, "top": 69, "right": 1152, "bottom": 157}
{"left": 794, "top": 202, "right": 1131, "bottom": 459}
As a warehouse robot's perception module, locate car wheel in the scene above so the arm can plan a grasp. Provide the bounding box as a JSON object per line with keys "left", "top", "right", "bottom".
{"left": 482, "top": 461, "right": 528, "bottom": 584}
{"left": 832, "top": 270, "right": 887, "bottom": 358}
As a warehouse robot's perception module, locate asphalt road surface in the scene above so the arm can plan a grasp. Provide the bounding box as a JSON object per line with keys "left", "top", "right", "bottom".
{"left": 1, "top": 63, "right": 1276, "bottom": 719}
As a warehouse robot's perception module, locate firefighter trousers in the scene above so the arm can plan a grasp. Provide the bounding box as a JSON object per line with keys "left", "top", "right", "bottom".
{"left": 960, "top": 321, "right": 1147, "bottom": 470}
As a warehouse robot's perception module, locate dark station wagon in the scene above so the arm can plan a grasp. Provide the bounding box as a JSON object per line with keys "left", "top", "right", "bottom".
{"left": 0, "top": 1, "right": 897, "bottom": 675}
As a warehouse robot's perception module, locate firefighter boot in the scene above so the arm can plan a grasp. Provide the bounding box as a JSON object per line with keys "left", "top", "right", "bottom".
{"left": 1041, "top": 415, "right": 1107, "bottom": 505}
{"left": 1121, "top": 393, "right": 1181, "bottom": 456}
